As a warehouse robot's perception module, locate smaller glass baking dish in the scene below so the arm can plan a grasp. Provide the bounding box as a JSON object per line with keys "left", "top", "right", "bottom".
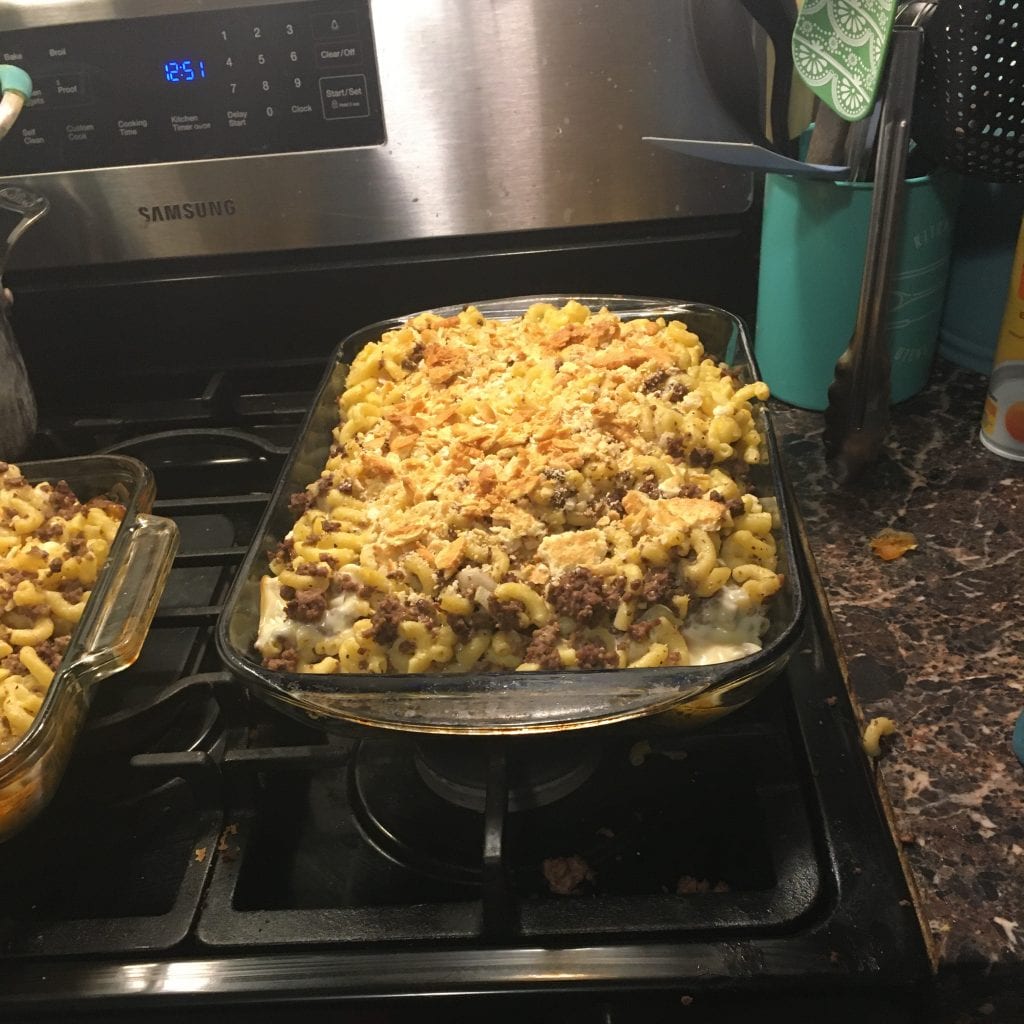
{"left": 0, "top": 455, "right": 178, "bottom": 841}
{"left": 218, "top": 297, "right": 805, "bottom": 736}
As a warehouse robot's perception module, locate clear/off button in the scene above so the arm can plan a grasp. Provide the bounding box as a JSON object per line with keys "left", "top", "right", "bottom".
{"left": 316, "top": 41, "right": 361, "bottom": 68}
{"left": 318, "top": 74, "right": 368, "bottom": 119}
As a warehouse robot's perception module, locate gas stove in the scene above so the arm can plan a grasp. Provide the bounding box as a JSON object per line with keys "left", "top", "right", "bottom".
{"left": 0, "top": 356, "right": 930, "bottom": 1021}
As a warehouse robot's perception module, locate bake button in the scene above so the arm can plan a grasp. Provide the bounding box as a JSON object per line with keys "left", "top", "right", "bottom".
{"left": 318, "top": 74, "right": 368, "bottom": 119}
{"left": 311, "top": 11, "right": 358, "bottom": 40}
{"left": 315, "top": 41, "right": 361, "bottom": 68}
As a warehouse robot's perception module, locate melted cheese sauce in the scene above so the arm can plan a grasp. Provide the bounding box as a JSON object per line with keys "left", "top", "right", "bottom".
{"left": 256, "top": 579, "right": 367, "bottom": 661}
{"left": 682, "top": 584, "right": 768, "bottom": 666}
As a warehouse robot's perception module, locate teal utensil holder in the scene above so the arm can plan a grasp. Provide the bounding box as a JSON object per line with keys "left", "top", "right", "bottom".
{"left": 755, "top": 168, "right": 961, "bottom": 411}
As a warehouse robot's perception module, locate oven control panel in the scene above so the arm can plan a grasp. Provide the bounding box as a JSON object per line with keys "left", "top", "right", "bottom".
{"left": 0, "top": 0, "right": 384, "bottom": 173}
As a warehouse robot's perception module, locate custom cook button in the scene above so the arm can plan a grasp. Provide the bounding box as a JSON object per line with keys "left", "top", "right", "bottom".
{"left": 318, "top": 74, "right": 368, "bottom": 119}
{"left": 315, "top": 41, "right": 361, "bottom": 68}
{"left": 311, "top": 11, "right": 358, "bottom": 39}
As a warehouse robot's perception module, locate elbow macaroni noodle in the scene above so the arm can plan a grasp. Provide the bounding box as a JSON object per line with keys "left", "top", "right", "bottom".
{"left": 0, "top": 462, "right": 125, "bottom": 748}
{"left": 256, "top": 302, "right": 784, "bottom": 675}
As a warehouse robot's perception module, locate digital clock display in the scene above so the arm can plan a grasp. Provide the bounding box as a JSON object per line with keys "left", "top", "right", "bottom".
{"left": 164, "top": 58, "right": 206, "bottom": 83}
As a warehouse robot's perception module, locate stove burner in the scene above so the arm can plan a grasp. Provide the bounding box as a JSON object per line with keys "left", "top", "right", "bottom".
{"left": 414, "top": 736, "right": 600, "bottom": 812}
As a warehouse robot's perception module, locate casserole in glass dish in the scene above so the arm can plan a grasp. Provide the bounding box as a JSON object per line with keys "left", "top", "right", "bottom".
{"left": 217, "top": 297, "right": 804, "bottom": 734}
{"left": 0, "top": 455, "right": 178, "bottom": 839}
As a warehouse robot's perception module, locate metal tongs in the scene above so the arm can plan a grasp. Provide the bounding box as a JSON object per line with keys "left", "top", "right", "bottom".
{"left": 821, "top": 25, "right": 924, "bottom": 481}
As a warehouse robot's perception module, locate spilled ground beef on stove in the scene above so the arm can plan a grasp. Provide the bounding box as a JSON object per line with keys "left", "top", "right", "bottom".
{"left": 284, "top": 587, "right": 327, "bottom": 623}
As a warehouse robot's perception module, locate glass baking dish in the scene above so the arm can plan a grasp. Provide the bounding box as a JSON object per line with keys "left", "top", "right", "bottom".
{"left": 217, "top": 297, "right": 804, "bottom": 735}
{"left": 0, "top": 455, "right": 178, "bottom": 840}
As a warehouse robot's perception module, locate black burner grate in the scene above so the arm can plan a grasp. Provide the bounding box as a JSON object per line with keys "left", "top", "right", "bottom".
{"left": 0, "top": 358, "right": 929, "bottom": 1015}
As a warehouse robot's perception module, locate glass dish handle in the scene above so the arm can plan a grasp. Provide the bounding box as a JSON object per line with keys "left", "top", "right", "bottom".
{"left": 72, "top": 513, "right": 179, "bottom": 688}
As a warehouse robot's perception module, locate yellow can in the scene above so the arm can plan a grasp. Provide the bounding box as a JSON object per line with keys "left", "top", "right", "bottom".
{"left": 981, "top": 213, "right": 1024, "bottom": 461}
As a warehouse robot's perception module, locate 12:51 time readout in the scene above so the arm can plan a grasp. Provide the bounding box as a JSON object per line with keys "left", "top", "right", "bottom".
{"left": 164, "top": 58, "right": 207, "bottom": 83}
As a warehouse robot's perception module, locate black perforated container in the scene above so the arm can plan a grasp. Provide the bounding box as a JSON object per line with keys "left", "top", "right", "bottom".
{"left": 915, "top": 0, "right": 1024, "bottom": 183}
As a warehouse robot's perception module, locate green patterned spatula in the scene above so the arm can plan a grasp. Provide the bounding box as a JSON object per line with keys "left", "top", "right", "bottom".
{"left": 792, "top": 0, "right": 899, "bottom": 121}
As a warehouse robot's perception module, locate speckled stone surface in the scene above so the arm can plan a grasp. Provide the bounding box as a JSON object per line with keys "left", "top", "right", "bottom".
{"left": 772, "top": 359, "right": 1024, "bottom": 986}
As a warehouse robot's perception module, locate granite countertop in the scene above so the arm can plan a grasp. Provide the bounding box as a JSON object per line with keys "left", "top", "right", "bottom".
{"left": 772, "top": 359, "right": 1024, "bottom": 1003}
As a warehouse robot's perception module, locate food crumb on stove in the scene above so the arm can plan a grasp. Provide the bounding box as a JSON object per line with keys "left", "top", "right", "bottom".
{"left": 628, "top": 740, "right": 652, "bottom": 767}
{"left": 542, "top": 854, "right": 594, "bottom": 895}
{"left": 829, "top": 950, "right": 841, "bottom": 965}
{"left": 869, "top": 528, "right": 918, "bottom": 561}
{"left": 675, "top": 875, "right": 731, "bottom": 895}
{"left": 596, "top": 826, "right": 615, "bottom": 839}
{"left": 217, "top": 823, "right": 240, "bottom": 861}
{"left": 680, "top": 995, "right": 694, "bottom": 1006}
{"left": 194, "top": 847, "right": 207, "bottom": 863}
{"left": 862, "top": 716, "right": 897, "bottom": 757}
{"left": 825, "top": 695, "right": 838, "bottom": 706}
{"left": 899, "top": 898, "right": 911, "bottom": 907}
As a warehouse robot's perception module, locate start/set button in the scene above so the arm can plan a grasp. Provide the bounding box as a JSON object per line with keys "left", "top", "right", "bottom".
{"left": 318, "top": 74, "right": 368, "bottom": 120}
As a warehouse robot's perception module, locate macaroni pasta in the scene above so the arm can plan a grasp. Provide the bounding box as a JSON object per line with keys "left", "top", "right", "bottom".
{"left": 257, "top": 302, "right": 783, "bottom": 675}
{"left": 0, "top": 462, "right": 124, "bottom": 748}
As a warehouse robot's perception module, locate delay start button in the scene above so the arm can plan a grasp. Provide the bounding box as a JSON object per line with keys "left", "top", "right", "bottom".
{"left": 318, "top": 74, "right": 369, "bottom": 120}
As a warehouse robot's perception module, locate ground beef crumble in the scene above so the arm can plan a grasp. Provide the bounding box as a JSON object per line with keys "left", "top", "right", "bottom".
{"left": 265, "top": 647, "right": 299, "bottom": 672}
{"left": 640, "top": 568, "right": 674, "bottom": 604}
{"left": 284, "top": 588, "right": 326, "bottom": 623}
{"left": 524, "top": 623, "right": 562, "bottom": 668}
{"left": 688, "top": 447, "right": 715, "bottom": 469}
{"left": 573, "top": 638, "right": 618, "bottom": 669}
{"left": 547, "top": 567, "right": 623, "bottom": 625}
{"left": 288, "top": 490, "right": 314, "bottom": 515}
{"left": 488, "top": 596, "right": 526, "bottom": 631}
{"left": 664, "top": 436, "right": 687, "bottom": 459}
{"left": 627, "top": 619, "right": 657, "bottom": 641}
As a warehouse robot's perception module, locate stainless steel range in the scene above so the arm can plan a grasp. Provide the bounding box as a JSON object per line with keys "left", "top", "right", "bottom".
{"left": 1, "top": 0, "right": 758, "bottom": 268}
{"left": 0, "top": 1, "right": 929, "bottom": 1019}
